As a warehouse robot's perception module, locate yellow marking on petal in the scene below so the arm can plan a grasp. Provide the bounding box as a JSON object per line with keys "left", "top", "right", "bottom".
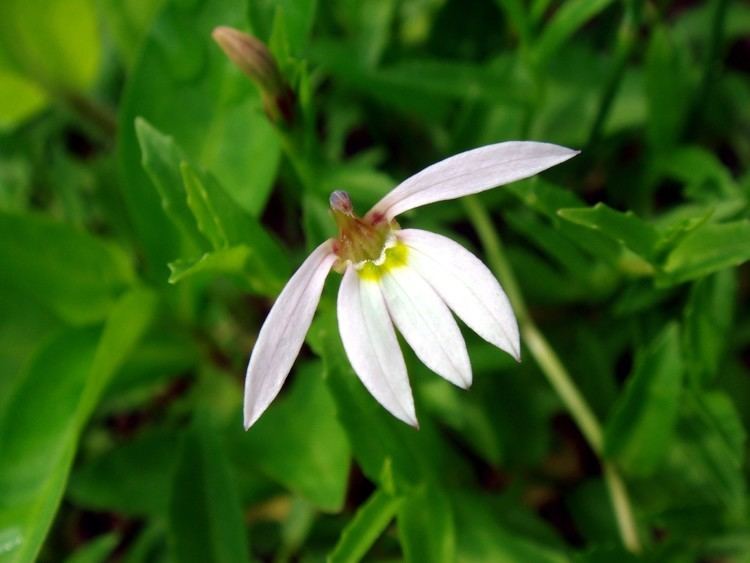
{"left": 356, "top": 242, "right": 409, "bottom": 281}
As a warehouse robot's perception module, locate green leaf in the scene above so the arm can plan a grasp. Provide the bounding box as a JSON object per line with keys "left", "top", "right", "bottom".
{"left": 178, "top": 163, "right": 289, "bottom": 293}
{"left": 180, "top": 162, "right": 235, "bottom": 249}
{"left": 103, "top": 327, "right": 197, "bottom": 401}
{"left": 506, "top": 211, "right": 593, "bottom": 277}
{"left": 494, "top": 0, "right": 530, "bottom": 46}
{"left": 666, "top": 391, "right": 747, "bottom": 519}
{"left": 136, "top": 118, "right": 288, "bottom": 292}
{"left": 97, "top": 0, "right": 164, "bottom": 68}
{"left": 228, "top": 362, "right": 349, "bottom": 512}
{"left": 508, "top": 180, "right": 584, "bottom": 218}
{"left": 683, "top": 270, "right": 736, "bottom": 386}
{"left": 328, "top": 489, "right": 401, "bottom": 563}
{"left": 82, "top": 288, "right": 159, "bottom": 415}
{"left": 604, "top": 324, "right": 684, "bottom": 476}
{"left": 0, "top": 288, "right": 155, "bottom": 562}
{"left": 0, "top": 211, "right": 133, "bottom": 325}
{"left": 398, "top": 485, "right": 455, "bottom": 563}
{"left": 118, "top": 0, "right": 281, "bottom": 272}
{"left": 135, "top": 117, "right": 206, "bottom": 251}
{"left": 168, "top": 414, "right": 250, "bottom": 563}
{"left": 180, "top": 162, "right": 282, "bottom": 253}
{"left": 0, "top": 0, "right": 101, "bottom": 91}
{"left": 69, "top": 428, "right": 181, "bottom": 517}
{"left": 452, "top": 493, "right": 569, "bottom": 563}
{"left": 420, "top": 378, "right": 503, "bottom": 466}
{"left": 0, "top": 288, "right": 61, "bottom": 412}
{"left": 532, "top": 0, "right": 615, "bottom": 67}
{"left": 661, "top": 221, "right": 750, "bottom": 284}
{"left": 655, "top": 146, "right": 739, "bottom": 199}
{"left": 63, "top": 533, "right": 119, "bottom": 563}
{"left": 120, "top": 523, "right": 166, "bottom": 563}
{"left": 248, "top": 0, "right": 317, "bottom": 57}
{"left": 180, "top": 162, "right": 256, "bottom": 248}
{"left": 653, "top": 205, "right": 714, "bottom": 253}
{"left": 168, "top": 246, "right": 251, "bottom": 283}
{"left": 558, "top": 203, "right": 661, "bottom": 262}
{"left": 0, "top": 68, "right": 47, "bottom": 130}
{"left": 342, "top": 0, "right": 397, "bottom": 68}
{"left": 312, "top": 43, "right": 526, "bottom": 120}
{"left": 508, "top": 182, "right": 624, "bottom": 268}
{"left": 645, "top": 27, "right": 691, "bottom": 152}
{"left": 420, "top": 358, "right": 556, "bottom": 470}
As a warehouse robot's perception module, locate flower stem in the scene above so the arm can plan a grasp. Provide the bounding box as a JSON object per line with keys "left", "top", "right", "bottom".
{"left": 462, "top": 196, "right": 642, "bottom": 554}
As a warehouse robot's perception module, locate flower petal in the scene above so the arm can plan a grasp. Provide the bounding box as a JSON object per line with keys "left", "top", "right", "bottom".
{"left": 399, "top": 229, "right": 520, "bottom": 360}
{"left": 379, "top": 262, "right": 472, "bottom": 389}
{"left": 244, "top": 241, "right": 337, "bottom": 429}
{"left": 337, "top": 266, "right": 417, "bottom": 426}
{"left": 368, "top": 141, "right": 579, "bottom": 220}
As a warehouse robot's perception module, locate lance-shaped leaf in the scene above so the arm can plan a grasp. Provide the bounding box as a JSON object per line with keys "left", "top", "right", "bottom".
{"left": 604, "top": 324, "right": 683, "bottom": 476}
{"left": 532, "top": 0, "right": 616, "bottom": 67}
{"left": 0, "top": 288, "right": 156, "bottom": 562}
{"left": 661, "top": 220, "right": 750, "bottom": 284}
{"left": 328, "top": 488, "right": 402, "bottom": 563}
{"left": 683, "top": 270, "right": 736, "bottom": 386}
{"left": 398, "top": 485, "right": 455, "bottom": 563}
{"left": 169, "top": 414, "right": 250, "bottom": 563}
{"left": 166, "top": 164, "right": 289, "bottom": 294}
{"left": 136, "top": 117, "right": 207, "bottom": 250}
{"left": 558, "top": 203, "right": 661, "bottom": 263}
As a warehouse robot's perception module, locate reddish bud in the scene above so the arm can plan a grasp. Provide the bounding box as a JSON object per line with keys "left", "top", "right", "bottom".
{"left": 212, "top": 26, "right": 295, "bottom": 126}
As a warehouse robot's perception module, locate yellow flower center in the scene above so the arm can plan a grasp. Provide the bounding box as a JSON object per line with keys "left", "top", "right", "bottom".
{"left": 356, "top": 240, "right": 409, "bottom": 281}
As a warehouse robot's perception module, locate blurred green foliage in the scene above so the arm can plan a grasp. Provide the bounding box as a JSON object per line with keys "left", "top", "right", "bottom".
{"left": 1, "top": 0, "right": 750, "bottom": 561}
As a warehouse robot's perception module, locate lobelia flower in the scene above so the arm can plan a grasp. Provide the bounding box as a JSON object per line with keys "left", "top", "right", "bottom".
{"left": 244, "top": 141, "right": 579, "bottom": 429}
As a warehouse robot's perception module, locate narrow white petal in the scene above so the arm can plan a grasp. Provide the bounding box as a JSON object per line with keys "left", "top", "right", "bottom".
{"left": 368, "top": 141, "right": 579, "bottom": 220}
{"left": 244, "top": 241, "right": 337, "bottom": 429}
{"left": 379, "top": 264, "right": 472, "bottom": 389}
{"left": 399, "top": 229, "right": 520, "bottom": 360}
{"left": 337, "top": 266, "right": 417, "bottom": 426}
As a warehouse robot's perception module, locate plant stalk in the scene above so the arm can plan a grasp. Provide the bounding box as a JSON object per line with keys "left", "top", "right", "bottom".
{"left": 463, "top": 196, "right": 642, "bottom": 553}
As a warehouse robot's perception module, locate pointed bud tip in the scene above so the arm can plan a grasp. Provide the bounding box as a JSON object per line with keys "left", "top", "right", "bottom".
{"left": 211, "top": 25, "right": 232, "bottom": 40}
{"left": 211, "top": 26, "right": 250, "bottom": 55}
{"left": 211, "top": 26, "right": 278, "bottom": 86}
{"left": 329, "top": 190, "right": 353, "bottom": 214}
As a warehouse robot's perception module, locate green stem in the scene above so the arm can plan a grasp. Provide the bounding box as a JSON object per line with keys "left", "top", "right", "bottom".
{"left": 603, "top": 461, "right": 641, "bottom": 552}
{"left": 463, "top": 196, "right": 641, "bottom": 554}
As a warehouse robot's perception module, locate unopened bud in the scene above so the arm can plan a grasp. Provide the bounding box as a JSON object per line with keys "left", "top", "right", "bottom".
{"left": 212, "top": 26, "right": 295, "bottom": 126}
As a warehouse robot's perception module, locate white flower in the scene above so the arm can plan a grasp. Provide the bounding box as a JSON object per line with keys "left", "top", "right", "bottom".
{"left": 244, "top": 141, "right": 578, "bottom": 428}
